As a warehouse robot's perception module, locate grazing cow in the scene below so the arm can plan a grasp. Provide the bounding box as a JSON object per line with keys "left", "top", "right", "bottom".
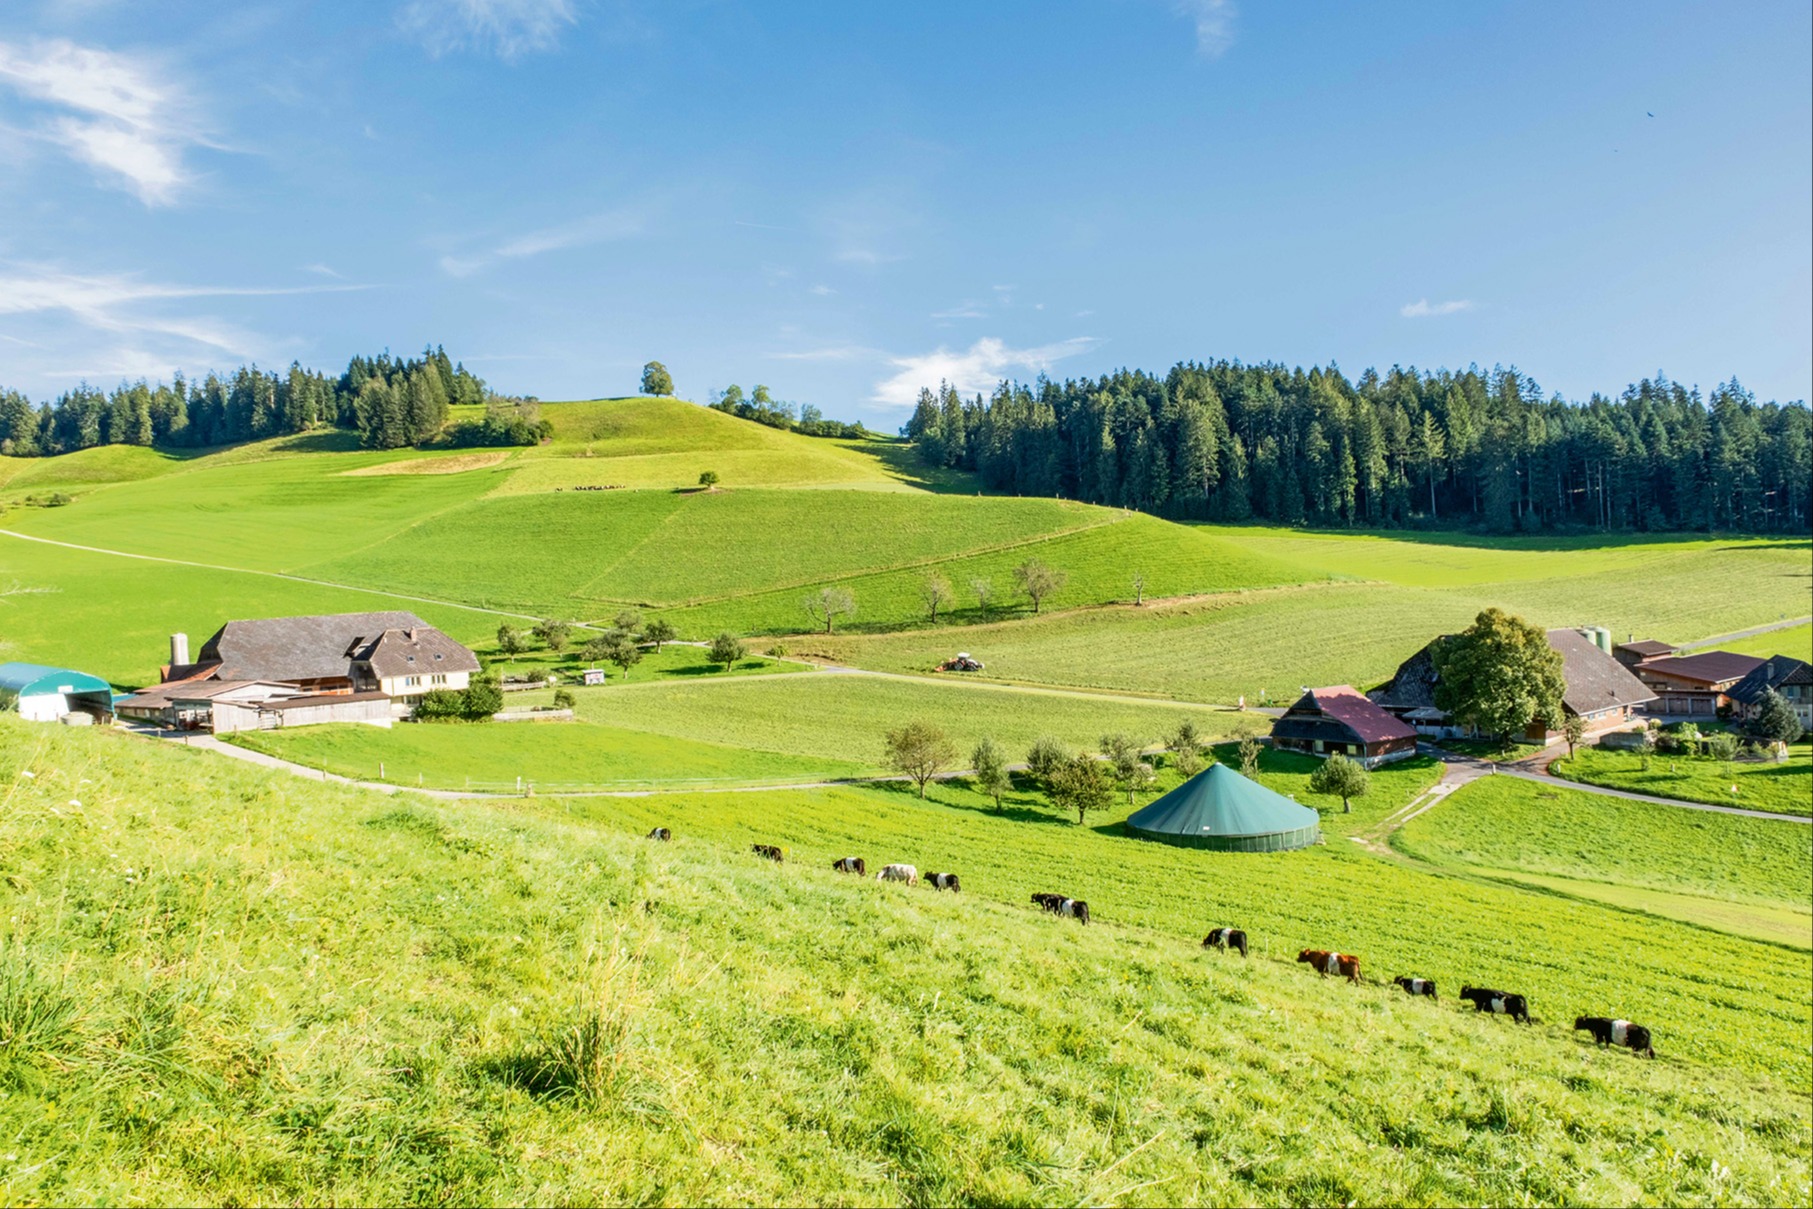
{"left": 1393, "top": 976, "right": 1437, "bottom": 999}
{"left": 752, "top": 843, "right": 784, "bottom": 863}
{"left": 1031, "top": 892, "right": 1064, "bottom": 910}
{"left": 1296, "top": 949, "right": 1362, "bottom": 983}
{"left": 1053, "top": 897, "right": 1090, "bottom": 924}
{"left": 1202, "top": 927, "right": 1248, "bottom": 957}
{"left": 832, "top": 856, "right": 866, "bottom": 875}
{"left": 1460, "top": 986, "right": 1531, "bottom": 1023}
{"left": 646, "top": 827, "right": 672, "bottom": 842}
{"left": 1575, "top": 1016, "right": 1655, "bottom": 1058}
{"left": 876, "top": 863, "right": 919, "bottom": 885}
{"left": 926, "top": 871, "right": 961, "bottom": 892}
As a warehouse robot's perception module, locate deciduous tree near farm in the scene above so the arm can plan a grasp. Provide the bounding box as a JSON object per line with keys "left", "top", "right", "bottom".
{"left": 802, "top": 586, "right": 856, "bottom": 633}
{"left": 641, "top": 362, "right": 675, "bottom": 396}
{"left": 1562, "top": 714, "right": 1587, "bottom": 758}
{"left": 971, "top": 737, "right": 1010, "bottom": 812}
{"left": 600, "top": 630, "right": 644, "bottom": 679}
{"left": 1026, "top": 736, "right": 1069, "bottom": 783}
{"left": 921, "top": 573, "right": 953, "bottom": 624}
{"left": 1432, "top": 608, "right": 1566, "bottom": 747}
{"left": 613, "top": 610, "right": 643, "bottom": 636}
{"left": 885, "top": 721, "right": 957, "bottom": 799}
{"left": 970, "top": 577, "right": 993, "bottom": 617}
{"left": 1101, "top": 734, "right": 1156, "bottom": 807}
{"left": 1239, "top": 735, "right": 1262, "bottom": 779}
{"left": 1013, "top": 558, "right": 1067, "bottom": 614}
{"left": 642, "top": 619, "right": 676, "bottom": 653}
{"left": 1049, "top": 754, "right": 1113, "bottom": 825}
{"left": 1308, "top": 752, "right": 1369, "bottom": 813}
{"left": 496, "top": 624, "right": 527, "bottom": 662}
{"left": 533, "top": 619, "right": 572, "bottom": 653}
{"left": 551, "top": 688, "right": 575, "bottom": 711}
{"left": 708, "top": 632, "right": 746, "bottom": 671}
{"left": 462, "top": 674, "right": 503, "bottom": 719}
{"left": 1168, "top": 720, "right": 1202, "bottom": 777}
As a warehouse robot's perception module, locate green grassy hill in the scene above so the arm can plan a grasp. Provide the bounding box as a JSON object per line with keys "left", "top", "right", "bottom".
{"left": 3, "top": 717, "right": 1807, "bottom": 1205}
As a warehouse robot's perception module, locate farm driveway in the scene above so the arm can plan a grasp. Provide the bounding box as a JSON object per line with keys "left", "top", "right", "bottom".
{"left": 1679, "top": 615, "right": 1812, "bottom": 651}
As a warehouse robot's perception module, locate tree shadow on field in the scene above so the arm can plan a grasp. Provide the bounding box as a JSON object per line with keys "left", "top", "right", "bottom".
{"left": 854, "top": 440, "right": 988, "bottom": 495}
{"left": 872, "top": 779, "right": 1075, "bottom": 827}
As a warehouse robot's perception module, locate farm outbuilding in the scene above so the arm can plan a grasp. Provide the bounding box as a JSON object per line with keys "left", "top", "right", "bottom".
{"left": 0, "top": 662, "right": 115, "bottom": 723}
{"left": 1123, "top": 763, "right": 1322, "bottom": 853}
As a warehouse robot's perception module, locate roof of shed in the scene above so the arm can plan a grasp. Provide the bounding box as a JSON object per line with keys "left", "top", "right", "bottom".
{"left": 0, "top": 662, "right": 112, "bottom": 697}
{"left": 1284, "top": 685, "right": 1418, "bottom": 744}
{"left": 1639, "top": 650, "right": 1766, "bottom": 687}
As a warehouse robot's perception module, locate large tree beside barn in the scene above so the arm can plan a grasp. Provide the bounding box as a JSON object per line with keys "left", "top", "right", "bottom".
{"left": 1433, "top": 608, "right": 1566, "bottom": 745}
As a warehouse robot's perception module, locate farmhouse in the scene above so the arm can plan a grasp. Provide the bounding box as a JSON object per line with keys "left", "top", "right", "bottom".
{"left": 117, "top": 611, "right": 479, "bottom": 732}
{"left": 1269, "top": 685, "right": 1418, "bottom": 767}
{"left": 1370, "top": 627, "right": 1656, "bottom": 740}
{"left": 1727, "top": 655, "right": 1813, "bottom": 730}
{"left": 1613, "top": 638, "right": 1676, "bottom": 668}
{"left": 0, "top": 662, "right": 115, "bottom": 724}
{"left": 1629, "top": 650, "right": 1765, "bottom": 717}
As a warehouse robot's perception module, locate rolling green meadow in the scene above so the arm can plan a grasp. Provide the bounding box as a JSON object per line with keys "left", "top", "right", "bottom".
{"left": 4, "top": 719, "right": 1810, "bottom": 1206}
{"left": 3, "top": 395, "right": 1811, "bottom": 1203}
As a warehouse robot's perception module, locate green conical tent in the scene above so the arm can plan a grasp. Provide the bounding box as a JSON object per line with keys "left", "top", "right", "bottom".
{"left": 1124, "top": 762, "right": 1321, "bottom": 853}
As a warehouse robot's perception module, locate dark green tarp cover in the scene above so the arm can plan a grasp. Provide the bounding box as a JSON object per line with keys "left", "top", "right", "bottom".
{"left": 1124, "top": 762, "right": 1321, "bottom": 852}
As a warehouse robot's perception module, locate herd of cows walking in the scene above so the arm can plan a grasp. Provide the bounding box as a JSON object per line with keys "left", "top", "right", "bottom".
{"left": 648, "top": 827, "right": 1659, "bottom": 1061}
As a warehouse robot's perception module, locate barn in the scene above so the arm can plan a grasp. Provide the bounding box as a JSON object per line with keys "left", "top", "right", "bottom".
{"left": 1124, "top": 763, "right": 1322, "bottom": 852}
{"left": 0, "top": 662, "right": 115, "bottom": 723}
{"left": 1270, "top": 685, "right": 1419, "bottom": 767}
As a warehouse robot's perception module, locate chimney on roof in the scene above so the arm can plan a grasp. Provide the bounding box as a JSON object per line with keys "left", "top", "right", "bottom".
{"left": 171, "top": 633, "right": 189, "bottom": 666}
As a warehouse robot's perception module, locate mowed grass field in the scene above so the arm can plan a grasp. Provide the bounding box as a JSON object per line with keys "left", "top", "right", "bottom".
{"left": 3, "top": 719, "right": 1808, "bottom": 1205}
{"left": 1711, "top": 622, "right": 1813, "bottom": 662}
{"left": 1553, "top": 743, "right": 1813, "bottom": 817}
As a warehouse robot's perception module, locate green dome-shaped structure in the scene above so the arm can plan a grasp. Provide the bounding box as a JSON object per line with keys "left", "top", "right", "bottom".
{"left": 1124, "top": 762, "right": 1321, "bottom": 852}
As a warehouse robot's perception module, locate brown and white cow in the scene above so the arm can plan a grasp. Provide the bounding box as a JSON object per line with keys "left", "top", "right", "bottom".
{"left": 876, "top": 863, "right": 918, "bottom": 885}
{"left": 1297, "top": 949, "right": 1361, "bottom": 983}
{"left": 646, "top": 827, "right": 672, "bottom": 841}
{"left": 925, "top": 871, "right": 961, "bottom": 892}
{"left": 1202, "top": 927, "right": 1248, "bottom": 957}
{"left": 832, "top": 856, "right": 866, "bottom": 875}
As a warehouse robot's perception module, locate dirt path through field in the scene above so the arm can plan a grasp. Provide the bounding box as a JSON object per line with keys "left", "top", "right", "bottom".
{"left": 1677, "top": 615, "right": 1811, "bottom": 650}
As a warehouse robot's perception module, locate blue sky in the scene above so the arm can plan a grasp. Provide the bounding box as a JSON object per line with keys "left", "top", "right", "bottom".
{"left": 1, "top": 0, "right": 1807, "bottom": 422}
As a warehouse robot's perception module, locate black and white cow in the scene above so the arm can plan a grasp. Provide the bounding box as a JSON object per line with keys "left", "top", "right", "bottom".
{"left": 646, "top": 827, "right": 672, "bottom": 841}
{"left": 1202, "top": 927, "right": 1248, "bottom": 957}
{"left": 1393, "top": 976, "right": 1437, "bottom": 999}
{"left": 752, "top": 843, "right": 784, "bottom": 863}
{"left": 1574, "top": 1016, "right": 1655, "bottom": 1058}
{"left": 925, "top": 872, "right": 961, "bottom": 892}
{"left": 1042, "top": 897, "right": 1089, "bottom": 924}
{"left": 1031, "top": 892, "right": 1064, "bottom": 910}
{"left": 832, "top": 856, "right": 866, "bottom": 875}
{"left": 1460, "top": 985, "right": 1531, "bottom": 1023}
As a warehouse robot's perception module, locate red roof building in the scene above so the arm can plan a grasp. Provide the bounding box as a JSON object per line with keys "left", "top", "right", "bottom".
{"left": 1271, "top": 685, "right": 1419, "bottom": 768}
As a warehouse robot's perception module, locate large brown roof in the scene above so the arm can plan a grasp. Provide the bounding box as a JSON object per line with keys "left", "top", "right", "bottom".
{"left": 1639, "top": 650, "right": 1766, "bottom": 688}
{"left": 1546, "top": 629, "right": 1658, "bottom": 715}
{"left": 187, "top": 612, "right": 476, "bottom": 683}
{"left": 363, "top": 627, "right": 481, "bottom": 678}
{"left": 1287, "top": 685, "right": 1418, "bottom": 744}
{"left": 1728, "top": 655, "right": 1812, "bottom": 706}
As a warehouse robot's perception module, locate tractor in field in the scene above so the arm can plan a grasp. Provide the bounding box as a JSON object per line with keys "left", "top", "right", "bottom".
{"left": 937, "top": 652, "right": 985, "bottom": 672}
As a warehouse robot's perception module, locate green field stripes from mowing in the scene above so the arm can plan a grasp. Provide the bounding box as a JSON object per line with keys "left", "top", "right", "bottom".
{"left": 2, "top": 718, "right": 1808, "bottom": 1204}
{"left": 1553, "top": 744, "right": 1813, "bottom": 817}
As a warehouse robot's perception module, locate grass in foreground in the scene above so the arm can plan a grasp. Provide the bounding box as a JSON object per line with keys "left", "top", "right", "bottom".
{"left": 1552, "top": 743, "right": 1812, "bottom": 818}
{"left": 1393, "top": 775, "right": 1813, "bottom": 910}
{"left": 2, "top": 718, "right": 1808, "bottom": 1205}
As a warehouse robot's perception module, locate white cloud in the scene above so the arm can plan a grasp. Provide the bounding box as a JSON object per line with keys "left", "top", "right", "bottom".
{"left": 0, "top": 39, "right": 208, "bottom": 205}
{"left": 1400, "top": 298, "right": 1475, "bottom": 318}
{"left": 440, "top": 209, "right": 643, "bottom": 276}
{"left": 399, "top": 0, "right": 578, "bottom": 61}
{"left": 808, "top": 283, "right": 836, "bottom": 296}
{"left": 871, "top": 336, "right": 1099, "bottom": 408}
{"left": 1176, "top": 0, "right": 1236, "bottom": 57}
{"left": 931, "top": 303, "right": 987, "bottom": 320}
{"left": 768, "top": 345, "right": 878, "bottom": 363}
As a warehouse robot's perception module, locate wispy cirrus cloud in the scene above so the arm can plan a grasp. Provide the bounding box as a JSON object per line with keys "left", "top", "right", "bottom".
{"left": 1401, "top": 298, "right": 1475, "bottom": 318}
{"left": 0, "top": 39, "right": 213, "bottom": 205}
{"left": 1175, "top": 0, "right": 1236, "bottom": 58}
{"left": 767, "top": 345, "right": 881, "bottom": 363}
{"left": 399, "top": 0, "right": 579, "bottom": 61}
{"left": 871, "top": 336, "right": 1099, "bottom": 408}
{"left": 439, "top": 208, "right": 644, "bottom": 276}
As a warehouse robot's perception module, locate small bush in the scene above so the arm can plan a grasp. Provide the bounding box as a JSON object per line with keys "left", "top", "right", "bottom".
{"left": 551, "top": 688, "right": 576, "bottom": 711}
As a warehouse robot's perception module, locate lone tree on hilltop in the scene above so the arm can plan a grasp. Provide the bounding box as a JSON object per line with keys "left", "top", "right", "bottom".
{"left": 708, "top": 632, "right": 746, "bottom": 671}
{"left": 971, "top": 737, "right": 1010, "bottom": 812}
{"left": 1750, "top": 689, "right": 1805, "bottom": 744}
{"left": 1026, "top": 736, "right": 1069, "bottom": 783}
{"left": 1432, "top": 608, "right": 1565, "bottom": 748}
{"left": 1013, "top": 557, "right": 1067, "bottom": 615}
{"left": 1308, "top": 752, "right": 1369, "bottom": 813}
{"left": 802, "top": 586, "right": 857, "bottom": 634}
{"left": 641, "top": 361, "right": 675, "bottom": 396}
{"left": 642, "top": 618, "right": 676, "bottom": 653}
{"left": 921, "top": 573, "right": 954, "bottom": 624}
{"left": 885, "top": 721, "right": 957, "bottom": 799}
{"left": 698, "top": 470, "right": 719, "bottom": 489}
{"left": 1049, "top": 754, "right": 1113, "bottom": 825}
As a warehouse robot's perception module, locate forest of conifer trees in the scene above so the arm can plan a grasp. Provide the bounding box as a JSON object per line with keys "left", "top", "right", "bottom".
{"left": 0, "top": 346, "right": 525, "bottom": 457}
{"left": 903, "top": 362, "right": 1810, "bottom": 534}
